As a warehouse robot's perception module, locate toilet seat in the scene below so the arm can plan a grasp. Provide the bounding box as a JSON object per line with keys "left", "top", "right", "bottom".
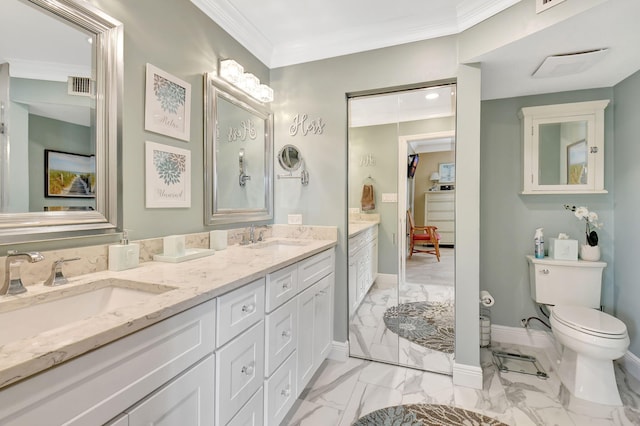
{"left": 552, "top": 305, "right": 627, "bottom": 339}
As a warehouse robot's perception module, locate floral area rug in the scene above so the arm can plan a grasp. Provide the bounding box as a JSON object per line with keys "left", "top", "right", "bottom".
{"left": 383, "top": 301, "right": 454, "bottom": 354}
{"left": 352, "top": 404, "right": 508, "bottom": 426}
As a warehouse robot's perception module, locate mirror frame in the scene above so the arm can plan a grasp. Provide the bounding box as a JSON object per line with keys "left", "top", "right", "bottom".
{"left": 278, "top": 144, "right": 303, "bottom": 172}
{"left": 0, "top": 0, "right": 123, "bottom": 244}
{"left": 204, "top": 73, "right": 273, "bottom": 225}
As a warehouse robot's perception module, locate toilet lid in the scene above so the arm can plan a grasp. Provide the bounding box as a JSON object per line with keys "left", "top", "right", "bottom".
{"left": 552, "top": 305, "right": 627, "bottom": 337}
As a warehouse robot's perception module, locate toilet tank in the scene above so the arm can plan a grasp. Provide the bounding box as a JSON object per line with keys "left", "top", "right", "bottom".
{"left": 527, "top": 255, "right": 606, "bottom": 308}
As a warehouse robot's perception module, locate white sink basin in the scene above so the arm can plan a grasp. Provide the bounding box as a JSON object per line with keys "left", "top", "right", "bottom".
{"left": 245, "top": 239, "right": 312, "bottom": 250}
{"left": 0, "top": 279, "right": 175, "bottom": 346}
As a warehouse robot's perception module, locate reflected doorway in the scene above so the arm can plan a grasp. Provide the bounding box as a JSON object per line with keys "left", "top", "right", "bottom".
{"left": 347, "top": 83, "right": 456, "bottom": 374}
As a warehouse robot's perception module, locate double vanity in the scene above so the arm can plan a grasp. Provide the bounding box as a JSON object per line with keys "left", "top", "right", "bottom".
{"left": 0, "top": 231, "right": 336, "bottom": 425}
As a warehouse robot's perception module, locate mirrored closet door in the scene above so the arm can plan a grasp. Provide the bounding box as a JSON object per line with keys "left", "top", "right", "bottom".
{"left": 347, "top": 84, "right": 456, "bottom": 374}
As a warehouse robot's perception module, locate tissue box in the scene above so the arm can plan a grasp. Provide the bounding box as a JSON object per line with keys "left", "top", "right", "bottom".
{"left": 548, "top": 238, "right": 578, "bottom": 260}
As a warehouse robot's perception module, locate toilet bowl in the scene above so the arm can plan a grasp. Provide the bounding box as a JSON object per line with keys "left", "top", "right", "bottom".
{"left": 527, "top": 256, "right": 629, "bottom": 406}
{"left": 550, "top": 305, "right": 629, "bottom": 406}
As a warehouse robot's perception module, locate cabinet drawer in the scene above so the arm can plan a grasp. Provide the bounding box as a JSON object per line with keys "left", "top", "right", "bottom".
{"left": 429, "top": 221, "right": 454, "bottom": 232}
{"left": 227, "top": 387, "right": 264, "bottom": 426}
{"left": 299, "top": 248, "right": 335, "bottom": 292}
{"left": 427, "top": 201, "right": 454, "bottom": 212}
{"left": 264, "top": 351, "right": 297, "bottom": 426}
{"left": 427, "top": 211, "right": 454, "bottom": 221}
{"left": 265, "top": 263, "right": 298, "bottom": 313}
{"left": 427, "top": 192, "right": 454, "bottom": 202}
{"left": 217, "top": 278, "right": 265, "bottom": 347}
{"left": 216, "top": 321, "right": 265, "bottom": 426}
{"left": 265, "top": 298, "right": 298, "bottom": 376}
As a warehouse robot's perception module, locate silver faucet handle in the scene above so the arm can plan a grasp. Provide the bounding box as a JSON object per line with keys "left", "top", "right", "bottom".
{"left": 44, "top": 257, "right": 80, "bottom": 287}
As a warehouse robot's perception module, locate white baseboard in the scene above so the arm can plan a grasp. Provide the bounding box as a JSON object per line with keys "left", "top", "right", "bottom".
{"left": 453, "top": 362, "right": 483, "bottom": 389}
{"left": 375, "top": 273, "right": 397, "bottom": 287}
{"left": 328, "top": 341, "right": 349, "bottom": 362}
{"left": 490, "top": 324, "right": 555, "bottom": 349}
{"left": 621, "top": 350, "right": 640, "bottom": 381}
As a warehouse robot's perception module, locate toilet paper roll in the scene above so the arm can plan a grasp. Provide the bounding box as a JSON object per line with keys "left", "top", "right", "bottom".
{"left": 480, "top": 290, "right": 495, "bottom": 307}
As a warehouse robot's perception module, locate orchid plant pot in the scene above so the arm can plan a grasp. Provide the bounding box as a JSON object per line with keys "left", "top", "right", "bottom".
{"left": 580, "top": 244, "right": 601, "bottom": 261}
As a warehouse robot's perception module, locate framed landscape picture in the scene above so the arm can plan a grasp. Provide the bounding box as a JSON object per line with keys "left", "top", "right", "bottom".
{"left": 45, "top": 150, "right": 96, "bottom": 198}
{"left": 144, "top": 63, "right": 191, "bottom": 142}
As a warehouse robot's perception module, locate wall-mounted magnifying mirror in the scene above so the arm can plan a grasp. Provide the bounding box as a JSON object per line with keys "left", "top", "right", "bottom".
{"left": 204, "top": 73, "right": 273, "bottom": 225}
{"left": 0, "top": 0, "right": 122, "bottom": 244}
{"left": 278, "top": 144, "right": 302, "bottom": 172}
{"left": 277, "top": 144, "right": 309, "bottom": 185}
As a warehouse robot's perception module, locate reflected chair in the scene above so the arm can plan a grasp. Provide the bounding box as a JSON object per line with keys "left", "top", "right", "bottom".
{"left": 407, "top": 209, "right": 440, "bottom": 261}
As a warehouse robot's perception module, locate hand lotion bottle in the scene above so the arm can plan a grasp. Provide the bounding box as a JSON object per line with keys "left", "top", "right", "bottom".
{"left": 109, "top": 230, "right": 140, "bottom": 271}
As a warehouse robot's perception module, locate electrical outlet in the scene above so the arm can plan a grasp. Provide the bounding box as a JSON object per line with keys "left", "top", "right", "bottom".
{"left": 288, "top": 214, "right": 302, "bottom": 225}
{"left": 381, "top": 193, "right": 397, "bottom": 203}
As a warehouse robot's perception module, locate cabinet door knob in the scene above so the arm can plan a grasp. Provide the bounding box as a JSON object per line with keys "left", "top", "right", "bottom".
{"left": 281, "top": 329, "right": 291, "bottom": 338}
{"left": 541, "top": 269, "right": 550, "bottom": 275}
{"left": 241, "top": 364, "right": 254, "bottom": 376}
{"left": 241, "top": 303, "right": 256, "bottom": 313}
{"left": 281, "top": 387, "right": 291, "bottom": 397}
{"left": 282, "top": 282, "right": 290, "bottom": 289}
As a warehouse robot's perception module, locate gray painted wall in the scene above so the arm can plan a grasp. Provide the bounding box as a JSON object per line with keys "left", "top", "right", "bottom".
{"left": 613, "top": 69, "right": 640, "bottom": 355}
{"left": 480, "top": 88, "right": 615, "bottom": 330}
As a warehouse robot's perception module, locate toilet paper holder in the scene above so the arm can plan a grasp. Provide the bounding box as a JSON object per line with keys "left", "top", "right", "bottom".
{"left": 480, "top": 290, "right": 494, "bottom": 307}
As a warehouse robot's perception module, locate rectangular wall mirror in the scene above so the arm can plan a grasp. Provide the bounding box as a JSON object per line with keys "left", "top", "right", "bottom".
{"left": 204, "top": 73, "right": 273, "bottom": 225}
{"left": 0, "top": 0, "right": 122, "bottom": 244}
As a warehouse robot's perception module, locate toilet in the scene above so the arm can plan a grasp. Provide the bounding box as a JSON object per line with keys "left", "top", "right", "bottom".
{"left": 527, "top": 255, "right": 629, "bottom": 406}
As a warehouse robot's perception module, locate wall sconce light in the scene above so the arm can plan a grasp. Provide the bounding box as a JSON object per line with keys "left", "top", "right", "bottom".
{"left": 219, "top": 59, "right": 274, "bottom": 103}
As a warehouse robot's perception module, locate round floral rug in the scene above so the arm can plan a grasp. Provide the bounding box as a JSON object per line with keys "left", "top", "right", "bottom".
{"left": 383, "top": 301, "right": 454, "bottom": 354}
{"left": 352, "top": 404, "right": 508, "bottom": 426}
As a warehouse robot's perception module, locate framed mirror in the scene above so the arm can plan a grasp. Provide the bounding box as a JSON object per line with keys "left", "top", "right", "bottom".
{"left": 204, "top": 73, "right": 273, "bottom": 225}
{"left": 0, "top": 0, "right": 122, "bottom": 244}
{"left": 520, "top": 100, "right": 609, "bottom": 194}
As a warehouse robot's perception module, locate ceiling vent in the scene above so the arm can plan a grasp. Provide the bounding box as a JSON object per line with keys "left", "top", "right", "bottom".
{"left": 532, "top": 49, "right": 609, "bottom": 79}
{"left": 536, "top": 0, "right": 567, "bottom": 14}
{"left": 67, "top": 76, "right": 94, "bottom": 97}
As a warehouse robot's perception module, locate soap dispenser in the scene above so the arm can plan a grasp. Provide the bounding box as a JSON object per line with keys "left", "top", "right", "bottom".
{"left": 108, "top": 230, "right": 140, "bottom": 271}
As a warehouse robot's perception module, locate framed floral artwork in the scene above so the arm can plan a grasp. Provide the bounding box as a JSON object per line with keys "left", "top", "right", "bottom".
{"left": 145, "top": 141, "right": 191, "bottom": 208}
{"left": 144, "top": 64, "right": 191, "bottom": 142}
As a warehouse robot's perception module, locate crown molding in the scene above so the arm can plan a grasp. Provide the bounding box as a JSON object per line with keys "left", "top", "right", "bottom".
{"left": 190, "top": 0, "right": 273, "bottom": 66}
{"left": 192, "top": 0, "right": 522, "bottom": 68}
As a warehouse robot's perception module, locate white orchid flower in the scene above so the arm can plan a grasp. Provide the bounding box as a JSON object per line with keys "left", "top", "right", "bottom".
{"left": 574, "top": 206, "right": 589, "bottom": 220}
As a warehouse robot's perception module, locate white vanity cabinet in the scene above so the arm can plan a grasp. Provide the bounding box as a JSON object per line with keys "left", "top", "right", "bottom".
{"left": 348, "top": 225, "right": 378, "bottom": 317}
{"left": 0, "top": 300, "right": 216, "bottom": 426}
{"left": 264, "top": 247, "right": 335, "bottom": 425}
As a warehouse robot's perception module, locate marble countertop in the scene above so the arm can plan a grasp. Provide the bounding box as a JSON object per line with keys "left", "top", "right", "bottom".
{"left": 0, "top": 237, "right": 336, "bottom": 389}
{"left": 348, "top": 220, "right": 379, "bottom": 238}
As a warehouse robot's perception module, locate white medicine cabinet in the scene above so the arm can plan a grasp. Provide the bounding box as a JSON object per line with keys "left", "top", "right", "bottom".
{"left": 520, "top": 100, "right": 609, "bottom": 194}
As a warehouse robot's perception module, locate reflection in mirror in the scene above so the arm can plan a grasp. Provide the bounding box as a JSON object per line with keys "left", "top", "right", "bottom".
{"left": 278, "top": 144, "right": 302, "bottom": 172}
{"left": 204, "top": 73, "right": 273, "bottom": 225}
{"left": 347, "top": 84, "right": 456, "bottom": 375}
{"left": 539, "top": 121, "right": 587, "bottom": 185}
{"left": 0, "top": 0, "right": 122, "bottom": 243}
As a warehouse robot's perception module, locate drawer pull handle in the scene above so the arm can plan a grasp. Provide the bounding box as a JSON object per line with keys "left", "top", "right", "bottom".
{"left": 316, "top": 290, "right": 327, "bottom": 297}
{"left": 281, "top": 387, "right": 291, "bottom": 397}
{"left": 282, "top": 282, "right": 290, "bottom": 289}
{"left": 541, "top": 269, "right": 550, "bottom": 275}
{"left": 241, "top": 303, "right": 256, "bottom": 314}
{"left": 241, "top": 364, "right": 254, "bottom": 376}
{"left": 282, "top": 329, "right": 291, "bottom": 338}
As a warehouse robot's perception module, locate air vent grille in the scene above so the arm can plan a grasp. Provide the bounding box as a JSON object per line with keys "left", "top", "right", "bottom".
{"left": 536, "top": 0, "right": 567, "bottom": 13}
{"left": 67, "top": 76, "right": 94, "bottom": 97}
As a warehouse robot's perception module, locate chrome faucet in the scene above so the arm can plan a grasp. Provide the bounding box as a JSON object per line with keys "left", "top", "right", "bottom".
{"left": 2, "top": 250, "right": 45, "bottom": 295}
{"left": 249, "top": 225, "right": 255, "bottom": 243}
{"left": 44, "top": 257, "right": 80, "bottom": 287}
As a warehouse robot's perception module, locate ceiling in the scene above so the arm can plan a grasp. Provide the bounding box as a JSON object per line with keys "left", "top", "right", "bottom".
{"left": 192, "top": 0, "right": 640, "bottom": 101}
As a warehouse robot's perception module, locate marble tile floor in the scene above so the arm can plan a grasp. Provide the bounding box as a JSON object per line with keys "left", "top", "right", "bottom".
{"left": 283, "top": 341, "right": 640, "bottom": 426}
{"left": 349, "top": 248, "right": 455, "bottom": 373}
